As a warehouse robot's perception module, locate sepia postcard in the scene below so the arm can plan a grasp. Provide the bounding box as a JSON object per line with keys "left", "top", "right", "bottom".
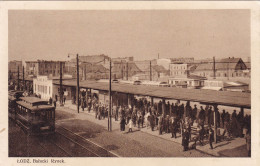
{"left": 0, "top": 1, "right": 260, "bottom": 166}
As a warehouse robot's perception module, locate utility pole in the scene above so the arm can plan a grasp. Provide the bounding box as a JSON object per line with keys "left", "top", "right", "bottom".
{"left": 213, "top": 56, "right": 216, "bottom": 79}
{"left": 84, "top": 64, "right": 87, "bottom": 80}
{"left": 60, "top": 61, "right": 64, "bottom": 106}
{"left": 150, "top": 61, "right": 152, "bottom": 81}
{"left": 22, "top": 65, "right": 25, "bottom": 91}
{"left": 108, "top": 60, "right": 112, "bottom": 131}
{"left": 227, "top": 57, "right": 230, "bottom": 80}
{"left": 17, "top": 66, "right": 19, "bottom": 90}
{"left": 126, "top": 62, "right": 128, "bottom": 80}
{"left": 121, "top": 60, "right": 124, "bottom": 80}
{"left": 76, "top": 54, "right": 80, "bottom": 113}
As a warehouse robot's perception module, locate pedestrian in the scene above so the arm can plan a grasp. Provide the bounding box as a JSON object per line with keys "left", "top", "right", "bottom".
{"left": 53, "top": 99, "right": 56, "bottom": 109}
{"left": 199, "top": 106, "right": 205, "bottom": 123}
{"left": 98, "top": 104, "right": 102, "bottom": 120}
{"left": 128, "top": 118, "right": 133, "bottom": 133}
{"left": 120, "top": 117, "right": 126, "bottom": 131}
{"left": 170, "top": 117, "right": 177, "bottom": 138}
{"left": 197, "top": 125, "right": 204, "bottom": 145}
{"left": 193, "top": 104, "right": 197, "bottom": 122}
{"left": 232, "top": 110, "right": 237, "bottom": 119}
{"left": 165, "top": 115, "right": 170, "bottom": 133}
{"left": 88, "top": 98, "right": 92, "bottom": 113}
{"left": 245, "top": 128, "right": 251, "bottom": 157}
{"left": 208, "top": 127, "right": 214, "bottom": 149}
{"left": 49, "top": 97, "right": 53, "bottom": 105}
{"left": 55, "top": 94, "right": 58, "bottom": 102}
{"left": 63, "top": 96, "right": 66, "bottom": 104}
{"left": 150, "top": 114, "right": 155, "bottom": 131}
{"left": 182, "top": 128, "right": 189, "bottom": 151}
{"left": 81, "top": 98, "right": 85, "bottom": 111}
{"left": 187, "top": 117, "right": 192, "bottom": 141}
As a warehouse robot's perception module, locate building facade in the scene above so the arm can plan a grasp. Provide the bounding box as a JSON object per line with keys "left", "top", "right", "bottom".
{"left": 169, "top": 63, "right": 190, "bottom": 78}
{"left": 192, "top": 57, "right": 248, "bottom": 78}
{"left": 169, "top": 63, "right": 205, "bottom": 88}
{"left": 26, "top": 60, "right": 65, "bottom": 77}
{"left": 33, "top": 76, "right": 53, "bottom": 100}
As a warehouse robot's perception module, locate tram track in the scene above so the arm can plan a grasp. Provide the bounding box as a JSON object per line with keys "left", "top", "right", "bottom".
{"left": 37, "top": 137, "right": 73, "bottom": 157}
{"left": 55, "top": 125, "right": 118, "bottom": 157}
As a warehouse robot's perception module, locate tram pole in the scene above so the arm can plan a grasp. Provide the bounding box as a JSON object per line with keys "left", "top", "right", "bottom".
{"left": 126, "top": 62, "right": 128, "bottom": 80}
{"left": 17, "top": 66, "right": 19, "bottom": 90}
{"left": 150, "top": 61, "right": 152, "bottom": 81}
{"left": 76, "top": 54, "right": 80, "bottom": 113}
{"left": 23, "top": 65, "right": 25, "bottom": 91}
{"left": 60, "top": 61, "right": 64, "bottom": 106}
{"left": 109, "top": 59, "right": 112, "bottom": 131}
{"left": 213, "top": 105, "right": 218, "bottom": 144}
{"left": 213, "top": 56, "right": 216, "bottom": 79}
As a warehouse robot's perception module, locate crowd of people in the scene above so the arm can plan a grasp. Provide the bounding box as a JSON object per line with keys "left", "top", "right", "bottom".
{"left": 53, "top": 91, "right": 251, "bottom": 154}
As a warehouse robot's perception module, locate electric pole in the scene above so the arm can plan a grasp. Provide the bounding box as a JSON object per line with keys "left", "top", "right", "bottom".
{"left": 213, "top": 56, "right": 216, "bottom": 79}
{"left": 60, "top": 61, "right": 64, "bottom": 106}
{"left": 121, "top": 60, "right": 124, "bottom": 80}
{"left": 76, "top": 54, "right": 80, "bottom": 113}
{"left": 108, "top": 60, "right": 112, "bottom": 131}
{"left": 126, "top": 62, "right": 128, "bottom": 80}
{"left": 227, "top": 57, "right": 230, "bottom": 80}
{"left": 23, "top": 65, "right": 25, "bottom": 91}
{"left": 150, "top": 61, "right": 152, "bottom": 81}
{"left": 17, "top": 66, "right": 19, "bottom": 90}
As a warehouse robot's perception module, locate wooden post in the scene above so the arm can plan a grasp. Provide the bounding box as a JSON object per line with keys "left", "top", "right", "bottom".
{"left": 213, "top": 56, "right": 216, "bottom": 79}
{"left": 241, "top": 107, "right": 244, "bottom": 117}
{"left": 76, "top": 54, "right": 80, "bottom": 113}
{"left": 22, "top": 66, "right": 25, "bottom": 91}
{"left": 213, "top": 104, "right": 218, "bottom": 143}
{"left": 162, "top": 99, "right": 166, "bottom": 117}
{"left": 60, "top": 61, "right": 64, "bottom": 106}
{"left": 151, "top": 97, "right": 154, "bottom": 106}
{"left": 109, "top": 60, "right": 112, "bottom": 131}
{"left": 17, "top": 66, "right": 20, "bottom": 90}
{"left": 150, "top": 61, "right": 152, "bottom": 81}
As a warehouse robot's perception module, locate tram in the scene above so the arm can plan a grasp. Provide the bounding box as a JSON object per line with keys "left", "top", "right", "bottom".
{"left": 15, "top": 97, "right": 55, "bottom": 135}
{"left": 8, "top": 90, "right": 24, "bottom": 121}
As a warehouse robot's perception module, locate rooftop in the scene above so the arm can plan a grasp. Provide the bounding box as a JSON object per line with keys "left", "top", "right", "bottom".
{"left": 54, "top": 80, "right": 251, "bottom": 108}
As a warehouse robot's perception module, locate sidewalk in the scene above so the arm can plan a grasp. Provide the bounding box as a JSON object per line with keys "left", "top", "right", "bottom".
{"left": 57, "top": 100, "right": 248, "bottom": 157}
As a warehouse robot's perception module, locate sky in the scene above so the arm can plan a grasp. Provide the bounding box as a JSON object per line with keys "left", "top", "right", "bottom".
{"left": 8, "top": 10, "right": 250, "bottom": 61}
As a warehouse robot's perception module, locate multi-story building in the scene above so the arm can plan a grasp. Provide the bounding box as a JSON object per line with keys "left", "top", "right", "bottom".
{"left": 192, "top": 57, "right": 248, "bottom": 78}
{"left": 169, "top": 63, "right": 191, "bottom": 78}
{"left": 169, "top": 62, "right": 205, "bottom": 89}
{"left": 8, "top": 60, "right": 23, "bottom": 81}
{"left": 9, "top": 60, "right": 22, "bottom": 73}
{"left": 112, "top": 61, "right": 142, "bottom": 80}
{"left": 33, "top": 76, "right": 53, "bottom": 100}
{"left": 134, "top": 60, "right": 168, "bottom": 81}
{"left": 25, "top": 60, "right": 65, "bottom": 77}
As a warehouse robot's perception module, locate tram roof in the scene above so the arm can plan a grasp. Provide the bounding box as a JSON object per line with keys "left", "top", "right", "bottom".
{"left": 20, "top": 97, "right": 49, "bottom": 106}
{"left": 54, "top": 80, "right": 251, "bottom": 109}
{"left": 16, "top": 100, "right": 55, "bottom": 111}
